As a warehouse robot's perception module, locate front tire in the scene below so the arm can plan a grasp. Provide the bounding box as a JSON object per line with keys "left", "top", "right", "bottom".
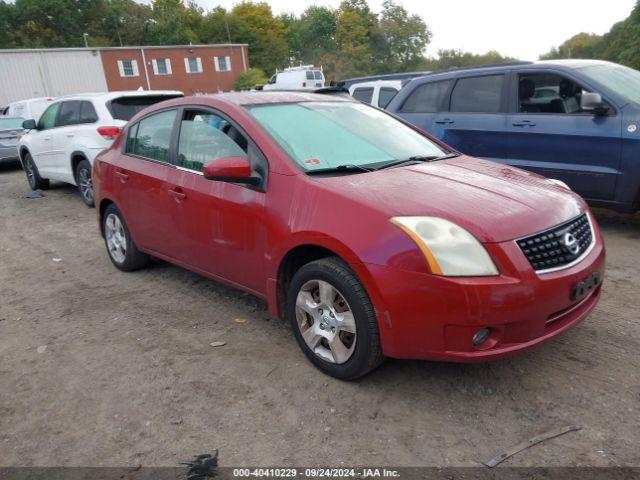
{"left": 286, "top": 257, "right": 385, "bottom": 380}
{"left": 103, "top": 204, "right": 150, "bottom": 272}
{"left": 76, "top": 159, "right": 94, "bottom": 208}
{"left": 23, "top": 153, "right": 49, "bottom": 190}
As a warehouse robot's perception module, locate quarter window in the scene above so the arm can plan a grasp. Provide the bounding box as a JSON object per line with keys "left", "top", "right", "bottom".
{"left": 177, "top": 111, "right": 248, "bottom": 172}
{"left": 450, "top": 75, "right": 504, "bottom": 113}
{"left": 378, "top": 87, "right": 398, "bottom": 108}
{"left": 400, "top": 80, "right": 452, "bottom": 113}
{"left": 352, "top": 87, "right": 374, "bottom": 104}
{"left": 38, "top": 103, "right": 61, "bottom": 130}
{"left": 79, "top": 101, "right": 98, "bottom": 123}
{"left": 125, "top": 109, "right": 177, "bottom": 163}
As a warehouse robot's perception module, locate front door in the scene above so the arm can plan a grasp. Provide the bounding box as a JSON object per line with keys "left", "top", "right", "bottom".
{"left": 171, "top": 109, "right": 267, "bottom": 293}
{"left": 29, "top": 102, "right": 61, "bottom": 178}
{"left": 506, "top": 71, "right": 622, "bottom": 201}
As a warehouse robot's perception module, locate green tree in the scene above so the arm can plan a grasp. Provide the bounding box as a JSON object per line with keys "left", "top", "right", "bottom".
{"left": 421, "top": 49, "right": 516, "bottom": 71}
{"left": 102, "top": 0, "right": 154, "bottom": 46}
{"left": 540, "top": 33, "right": 603, "bottom": 60}
{"left": 145, "top": 0, "right": 200, "bottom": 45}
{"left": 333, "top": 0, "right": 378, "bottom": 78}
{"left": 377, "top": 0, "right": 430, "bottom": 73}
{"left": 228, "top": 2, "right": 289, "bottom": 74}
{"left": 235, "top": 67, "right": 267, "bottom": 90}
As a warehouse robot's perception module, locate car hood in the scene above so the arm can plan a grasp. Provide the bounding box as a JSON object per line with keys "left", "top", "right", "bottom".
{"left": 312, "top": 156, "right": 585, "bottom": 243}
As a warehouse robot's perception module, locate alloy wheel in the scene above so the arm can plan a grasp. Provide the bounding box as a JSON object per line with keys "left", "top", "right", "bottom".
{"left": 105, "top": 213, "right": 127, "bottom": 263}
{"left": 295, "top": 279, "right": 357, "bottom": 364}
{"left": 78, "top": 167, "right": 93, "bottom": 204}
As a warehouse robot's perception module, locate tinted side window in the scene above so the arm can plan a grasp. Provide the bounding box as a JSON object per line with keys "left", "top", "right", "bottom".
{"left": 79, "top": 101, "right": 98, "bottom": 123}
{"left": 126, "top": 109, "right": 177, "bottom": 163}
{"left": 57, "top": 101, "right": 81, "bottom": 126}
{"left": 352, "top": 87, "right": 374, "bottom": 103}
{"left": 306, "top": 71, "right": 314, "bottom": 80}
{"left": 450, "top": 75, "right": 504, "bottom": 113}
{"left": 378, "top": 87, "right": 398, "bottom": 108}
{"left": 177, "top": 112, "right": 248, "bottom": 172}
{"left": 38, "top": 103, "right": 61, "bottom": 130}
{"left": 400, "top": 80, "right": 452, "bottom": 113}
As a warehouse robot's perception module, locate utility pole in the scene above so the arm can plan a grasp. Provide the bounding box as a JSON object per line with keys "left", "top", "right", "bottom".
{"left": 83, "top": 33, "right": 89, "bottom": 48}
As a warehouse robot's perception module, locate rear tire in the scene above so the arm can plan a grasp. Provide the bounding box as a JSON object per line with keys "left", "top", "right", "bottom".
{"left": 286, "top": 257, "right": 385, "bottom": 380}
{"left": 103, "top": 204, "right": 150, "bottom": 272}
{"left": 23, "top": 153, "right": 49, "bottom": 190}
{"left": 75, "top": 159, "right": 94, "bottom": 208}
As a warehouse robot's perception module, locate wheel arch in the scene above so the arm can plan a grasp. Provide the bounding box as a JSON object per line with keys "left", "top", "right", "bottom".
{"left": 70, "top": 151, "right": 88, "bottom": 182}
{"left": 271, "top": 239, "right": 383, "bottom": 321}
{"left": 98, "top": 198, "right": 115, "bottom": 237}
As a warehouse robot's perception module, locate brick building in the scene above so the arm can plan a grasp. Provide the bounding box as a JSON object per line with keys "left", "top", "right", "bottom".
{"left": 0, "top": 44, "right": 249, "bottom": 105}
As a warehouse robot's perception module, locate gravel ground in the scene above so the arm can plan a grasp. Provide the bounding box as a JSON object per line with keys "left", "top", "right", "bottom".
{"left": 0, "top": 161, "right": 638, "bottom": 468}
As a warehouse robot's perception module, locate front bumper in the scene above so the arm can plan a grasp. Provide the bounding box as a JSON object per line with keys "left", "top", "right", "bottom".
{"left": 365, "top": 223, "right": 606, "bottom": 362}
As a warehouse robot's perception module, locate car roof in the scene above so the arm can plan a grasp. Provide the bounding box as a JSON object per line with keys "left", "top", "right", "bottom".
{"left": 55, "top": 90, "right": 184, "bottom": 102}
{"left": 419, "top": 59, "right": 617, "bottom": 80}
{"left": 199, "top": 91, "right": 353, "bottom": 107}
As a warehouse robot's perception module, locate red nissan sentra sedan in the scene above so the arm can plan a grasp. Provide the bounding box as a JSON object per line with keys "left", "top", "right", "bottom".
{"left": 93, "top": 92, "right": 605, "bottom": 379}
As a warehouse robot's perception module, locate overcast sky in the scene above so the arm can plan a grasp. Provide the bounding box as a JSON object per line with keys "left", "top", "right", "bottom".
{"left": 185, "top": 0, "right": 636, "bottom": 60}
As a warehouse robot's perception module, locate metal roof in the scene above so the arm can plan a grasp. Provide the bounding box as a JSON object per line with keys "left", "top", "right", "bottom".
{"left": 0, "top": 44, "right": 248, "bottom": 54}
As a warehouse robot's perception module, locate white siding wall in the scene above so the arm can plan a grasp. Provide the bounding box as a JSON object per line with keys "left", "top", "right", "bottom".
{"left": 0, "top": 50, "right": 108, "bottom": 105}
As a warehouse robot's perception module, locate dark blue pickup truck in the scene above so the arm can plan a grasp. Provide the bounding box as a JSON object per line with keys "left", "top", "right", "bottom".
{"left": 386, "top": 60, "right": 640, "bottom": 213}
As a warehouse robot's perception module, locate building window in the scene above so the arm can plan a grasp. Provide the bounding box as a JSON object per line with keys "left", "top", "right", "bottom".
{"left": 152, "top": 58, "right": 172, "bottom": 75}
{"left": 214, "top": 56, "right": 231, "bottom": 72}
{"left": 117, "top": 59, "right": 139, "bottom": 77}
{"left": 184, "top": 57, "right": 203, "bottom": 74}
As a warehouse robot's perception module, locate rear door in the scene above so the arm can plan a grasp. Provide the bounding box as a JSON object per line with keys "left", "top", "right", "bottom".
{"left": 116, "top": 108, "right": 182, "bottom": 257}
{"left": 435, "top": 73, "right": 510, "bottom": 161}
{"left": 506, "top": 70, "right": 621, "bottom": 200}
{"left": 52, "top": 100, "right": 82, "bottom": 180}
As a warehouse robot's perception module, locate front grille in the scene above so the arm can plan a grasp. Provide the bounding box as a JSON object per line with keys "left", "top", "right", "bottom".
{"left": 516, "top": 213, "right": 593, "bottom": 273}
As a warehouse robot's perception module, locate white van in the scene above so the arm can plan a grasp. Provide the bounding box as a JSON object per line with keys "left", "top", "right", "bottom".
{"left": 3, "top": 97, "right": 56, "bottom": 122}
{"left": 349, "top": 80, "right": 402, "bottom": 109}
{"left": 263, "top": 65, "right": 325, "bottom": 91}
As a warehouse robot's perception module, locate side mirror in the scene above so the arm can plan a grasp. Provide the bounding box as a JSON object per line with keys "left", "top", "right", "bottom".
{"left": 581, "top": 92, "right": 608, "bottom": 115}
{"left": 203, "top": 157, "right": 260, "bottom": 186}
{"left": 22, "top": 119, "right": 37, "bottom": 130}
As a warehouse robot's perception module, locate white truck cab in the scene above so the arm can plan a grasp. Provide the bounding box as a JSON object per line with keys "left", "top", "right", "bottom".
{"left": 349, "top": 80, "right": 402, "bottom": 109}
{"left": 262, "top": 65, "right": 326, "bottom": 91}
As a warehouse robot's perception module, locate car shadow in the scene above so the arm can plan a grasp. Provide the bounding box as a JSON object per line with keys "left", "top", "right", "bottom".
{"left": 0, "top": 160, "right": 22, "bottom": 173}
{"left": 593, "top": 208, "right": 640, "bottom": 235}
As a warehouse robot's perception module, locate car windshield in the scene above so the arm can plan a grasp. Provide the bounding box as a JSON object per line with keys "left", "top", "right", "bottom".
{"left": 0, "top": 117, "right": 24, "bottom": 129}
{"left": 580, "top": 63, "right": 640, "bottom": 105}
{"left": 247, "top": 101, "right": 446, "bottom": 171}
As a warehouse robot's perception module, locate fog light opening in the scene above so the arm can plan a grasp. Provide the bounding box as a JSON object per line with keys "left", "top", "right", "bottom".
{"left": 473, "top": 328, "right": 491, "bottom": 347}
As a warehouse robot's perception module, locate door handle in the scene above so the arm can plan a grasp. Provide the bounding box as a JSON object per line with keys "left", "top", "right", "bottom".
{"left": 115, "top": 170, "right": 129, "bottom": 182}
{"left": 44, "top": 136, "right": 51, "bottom": 140}
{"left": 435, "top": 118, "right": 454, "bottom": 124}
{"left": 168, "top": 188, "right": 186, "bottom": 202}
{"left": 66, "top": 133, "right": 75, "bottom": 137}
{"left": 512, "top": 120, "right": 537, "bottom": 127}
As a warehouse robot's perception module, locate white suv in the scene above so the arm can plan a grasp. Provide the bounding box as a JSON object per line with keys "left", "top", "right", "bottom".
{"left": 18, "top": 90, "right": 182, "bottom": 207}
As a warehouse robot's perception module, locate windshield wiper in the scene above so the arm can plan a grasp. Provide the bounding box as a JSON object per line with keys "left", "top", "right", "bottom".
{"left": 306, "top": 164, "right": 375, "bottom": 175}
{"left": 376, "top": 152, "right": 461, "bottom": 170}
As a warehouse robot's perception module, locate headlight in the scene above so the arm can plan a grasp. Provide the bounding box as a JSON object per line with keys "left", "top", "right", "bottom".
{"left": 547, "top": 178, "right": 571, "bottom": 190}
{"left": 390, "top": 216, "right": 498, "bottom": 276}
